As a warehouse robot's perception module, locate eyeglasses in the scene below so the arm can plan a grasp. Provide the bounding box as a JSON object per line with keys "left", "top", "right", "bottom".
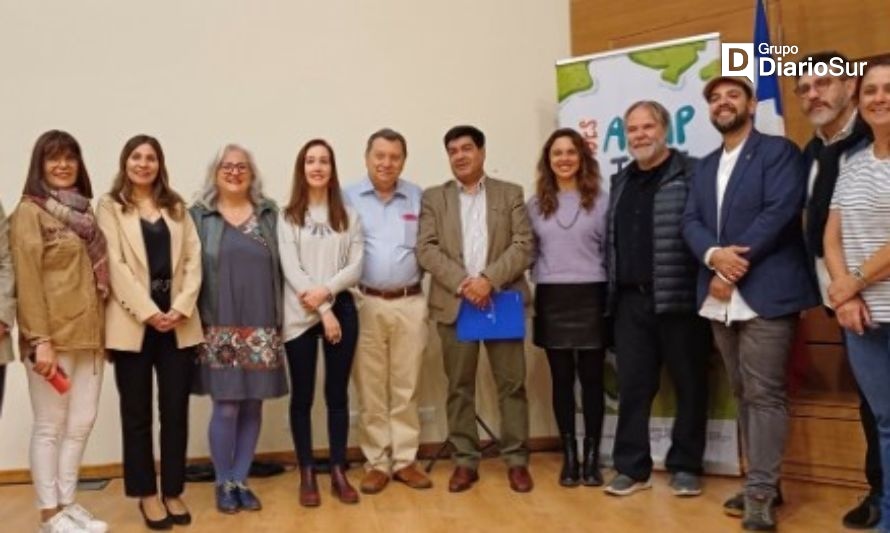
{"left": 794, "top": 77, "right": 837, "bottom": 97}
{"left": 220, "top": 163, "right": 249, "bottom": 174}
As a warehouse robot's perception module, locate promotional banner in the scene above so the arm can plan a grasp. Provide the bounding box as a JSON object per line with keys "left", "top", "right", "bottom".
{"left": 556, "top": 33, "right": 741, "bottom": 475}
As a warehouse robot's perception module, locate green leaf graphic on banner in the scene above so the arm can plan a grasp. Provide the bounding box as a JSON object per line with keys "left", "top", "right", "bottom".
{"left": 700, "top": 58, "right": 721, "bottom": 81}
{"left": 628, "top": 41, "right": 706, "bottom": 84}
{"left": 556, "top": 62, "right": 594, "bottom": 102}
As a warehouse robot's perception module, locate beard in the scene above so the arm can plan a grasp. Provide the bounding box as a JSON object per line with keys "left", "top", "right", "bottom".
{"left": 629, "top": 138, "right": 668, "bottom": 167}
{"left": 711, "top": 107, "right": 751, "bottom": 134}
{"left": 806, "top": 96, "right": 849, "bottom": 127}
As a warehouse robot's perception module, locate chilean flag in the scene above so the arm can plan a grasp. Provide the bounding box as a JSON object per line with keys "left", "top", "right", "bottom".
{"left": 753, "top": 0, "right": 786, "bottom": 135}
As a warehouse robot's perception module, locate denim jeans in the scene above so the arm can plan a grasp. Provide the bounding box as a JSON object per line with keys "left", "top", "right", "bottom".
{"left": 845, "top": 323, "right": 890, "bottom": 531}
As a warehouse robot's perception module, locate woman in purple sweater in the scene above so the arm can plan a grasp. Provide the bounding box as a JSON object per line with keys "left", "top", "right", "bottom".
{"left": 527, "top": 128, "right": 609, "bottom": 488}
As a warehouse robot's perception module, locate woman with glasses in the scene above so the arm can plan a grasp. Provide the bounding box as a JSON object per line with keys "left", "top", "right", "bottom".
{"left": 97, "top": 135, "right": 203, "bottom": 530}
{"left": 278, "top": 138, "right": 363, "bottom": 507}
{"left": 10, "top": 130, "right": 108, "bottom": 533}
{"left": 190, "top": 144, "right": 288, "bottom": 514}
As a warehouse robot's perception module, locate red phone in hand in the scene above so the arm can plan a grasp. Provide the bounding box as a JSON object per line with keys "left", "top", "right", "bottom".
{"left": 28, "top": 353, "right": 71, "bottom": 394}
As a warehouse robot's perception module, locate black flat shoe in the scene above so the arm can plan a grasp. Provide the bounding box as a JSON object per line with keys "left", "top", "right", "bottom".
{"left": 139, "top": 499, "right": 173, "bottom": 531}
{"left": 163, "top": 497, "right": 193, "bottom": 526}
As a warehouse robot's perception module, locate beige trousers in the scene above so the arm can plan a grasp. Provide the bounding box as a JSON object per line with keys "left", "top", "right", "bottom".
{"left": 353, "top": 293, "right": 428, "bottom": 472}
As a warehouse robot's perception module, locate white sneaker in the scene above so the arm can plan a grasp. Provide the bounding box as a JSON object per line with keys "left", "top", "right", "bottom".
{"left": 39, "top": 512, "right": 87, "bottom": 533}
{"left": 62, "top": 503, "right": 108, "bottom": 533}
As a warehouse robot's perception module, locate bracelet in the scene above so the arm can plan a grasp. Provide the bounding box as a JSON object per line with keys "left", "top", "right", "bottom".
{"left": 851, "top": 266, "right": 868, "bottom": 289}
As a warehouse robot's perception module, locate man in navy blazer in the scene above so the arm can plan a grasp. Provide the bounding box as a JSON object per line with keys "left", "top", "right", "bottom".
{"left": 682, "top": 76, "right": 818, "bottom": 531}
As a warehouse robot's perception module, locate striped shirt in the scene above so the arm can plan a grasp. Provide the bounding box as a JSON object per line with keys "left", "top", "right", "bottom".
{"left": 831, "top": 144, "right": 890, "bottom": 322}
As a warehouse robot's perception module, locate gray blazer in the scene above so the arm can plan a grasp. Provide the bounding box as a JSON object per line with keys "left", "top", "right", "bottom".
{"left": 0, "top": 202, "right": 16, "bottom": 364}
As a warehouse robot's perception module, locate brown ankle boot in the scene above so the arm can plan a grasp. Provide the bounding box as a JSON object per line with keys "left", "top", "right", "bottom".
{"left": 299, "top": 466, "right": 320, "bottom": 507}
{"left": 330, "top": 465, "right": 359, "bottom": 504}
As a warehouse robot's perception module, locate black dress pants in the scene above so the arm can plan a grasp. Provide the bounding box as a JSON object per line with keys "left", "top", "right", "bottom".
{"left": 612, "top": 287, "right": 712, "bottom": 480}
{"left": 112, "top": 329, "right": 196, "bottom": 497}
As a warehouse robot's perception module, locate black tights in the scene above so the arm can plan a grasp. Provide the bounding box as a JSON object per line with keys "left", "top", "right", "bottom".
{"left": 545, "top": 348, "right": 605, "bottom": 441}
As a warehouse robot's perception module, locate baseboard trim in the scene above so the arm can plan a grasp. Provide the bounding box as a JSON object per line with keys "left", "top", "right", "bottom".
{"left": 0, "top": 437, "right": 562, "bottom": 485}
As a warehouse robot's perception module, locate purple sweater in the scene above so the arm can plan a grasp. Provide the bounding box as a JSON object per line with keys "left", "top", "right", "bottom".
{"left": 527, "top": 190, "right": 608, "bottom": 284}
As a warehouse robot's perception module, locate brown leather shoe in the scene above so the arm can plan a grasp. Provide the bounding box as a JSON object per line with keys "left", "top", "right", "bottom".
{"left": 331, "top": 465, "right": 360, "bottom": 504}
{"left": 393, "top": 464, "right": 433, "bottom": 490}
{"left": 299, "top": 466, "right": 320, "bottom": 507}
{"left": 360, "top": 469, "right": 390, "bottom": 494}
{"left": 508, "top": 466, "right": 534, "bottom": 493}
{"left": 448, "top": 466, "right": 479, "bottom": 493}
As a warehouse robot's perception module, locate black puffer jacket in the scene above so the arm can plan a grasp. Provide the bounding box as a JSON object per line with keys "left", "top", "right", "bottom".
{"left": 606, "top": 150, "right": 699, "bottom": 314}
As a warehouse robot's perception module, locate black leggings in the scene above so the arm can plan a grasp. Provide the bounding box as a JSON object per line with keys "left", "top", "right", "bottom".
{"left": 285, "top": 292, "right": 358, "bottom": 467}
{"left": 545, "top": 348, "right": 605, "bottom": 442}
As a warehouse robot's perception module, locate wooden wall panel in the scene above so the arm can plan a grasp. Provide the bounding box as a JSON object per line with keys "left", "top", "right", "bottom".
{"left": 570, "top": 0, "right": 890, "bottom": 147}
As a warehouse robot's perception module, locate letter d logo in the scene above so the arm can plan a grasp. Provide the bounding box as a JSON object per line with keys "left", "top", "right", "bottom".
{"left": 721, "top": 43, "right": 755, "bottom": 83}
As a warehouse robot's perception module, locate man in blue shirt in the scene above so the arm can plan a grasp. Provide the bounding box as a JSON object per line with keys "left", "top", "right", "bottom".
{"left": 344, "top": 128, "right": 432, "bottom": 494}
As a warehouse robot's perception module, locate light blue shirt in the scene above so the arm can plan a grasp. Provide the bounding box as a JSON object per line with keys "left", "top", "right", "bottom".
{"left": 344, "top": 177, "right": 422, "bottom": 290}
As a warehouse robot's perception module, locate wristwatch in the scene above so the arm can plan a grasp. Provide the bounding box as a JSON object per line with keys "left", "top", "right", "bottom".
{"left": 851, "top": 266, "right": 868, "bottom": 288}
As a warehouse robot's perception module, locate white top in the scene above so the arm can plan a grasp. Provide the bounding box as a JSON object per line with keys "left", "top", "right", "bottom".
{"left": 458, "top": 177, "right": 488, "bottom": 277}
{"left": 277, "top": 203, "right": 364, "bottom": 341}
{"left": 700, "top": 137, "right": 758, "bottom": 324}
{"left": 808, "top": 110, "right": 859, "bottom": 307}
{"left": 831, "top": 145, "right": 890, "bottom": 323}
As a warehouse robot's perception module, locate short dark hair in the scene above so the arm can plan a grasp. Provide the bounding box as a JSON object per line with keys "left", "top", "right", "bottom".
{"left": 859, "top": 56, "right": 890, "bottom": 97}
{"left": 795, "top": 50, "right": 852, "bottom": 81}
{"left": 22, "top": 130, "right": 93, "bottom": 198}
{"left": 365, "top": 128, "right": 407, "bottom": 157}
{"left": 443, "top": 125, "right": 485, "bottom": 149}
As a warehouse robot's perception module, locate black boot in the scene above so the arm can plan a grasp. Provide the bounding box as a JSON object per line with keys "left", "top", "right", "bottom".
{"left": 581, "top": 437, "right": 603, "bottom": 486}
{"left": 559, "top": 435, "right": 581, "bottom": 487}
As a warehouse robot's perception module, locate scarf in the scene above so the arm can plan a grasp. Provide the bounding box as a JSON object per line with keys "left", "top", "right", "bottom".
{"left": 804, "top": 115, "right": 871, "bottom": 258}
{"left": 27, "top": 188, "right": 110, "bottom": 300}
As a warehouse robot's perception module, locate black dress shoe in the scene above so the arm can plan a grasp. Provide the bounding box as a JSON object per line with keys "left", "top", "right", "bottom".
{"left": 842, "top": 493, "right": 881, "bottom": 529}
{"left": 162, "top": 498, "right": 193, "bottom": 526}
{"left": 139, "top": 500, "right": 173, "bottom": 531}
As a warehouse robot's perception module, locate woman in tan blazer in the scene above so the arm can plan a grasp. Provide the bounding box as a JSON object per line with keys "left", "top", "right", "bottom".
{"left": 97, "top": 134, "right": 202, "bottom": 530}
{"left": 0, "top": 201, "right": 14, "bottom": 416}
{"left": 11, "top": 130, "right": 108, "bottom": 533}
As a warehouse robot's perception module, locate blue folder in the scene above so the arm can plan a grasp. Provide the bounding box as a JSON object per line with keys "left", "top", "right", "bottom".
{"left": 456, "top": 290, "right": 526, "bottom": 342}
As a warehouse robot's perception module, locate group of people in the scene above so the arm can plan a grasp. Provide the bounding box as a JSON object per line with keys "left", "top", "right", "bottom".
{"left": 0, "top": 50, "right": 887, "bottom": 533}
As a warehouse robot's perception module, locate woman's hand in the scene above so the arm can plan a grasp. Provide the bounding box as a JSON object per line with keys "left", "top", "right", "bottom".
{"left": 836, "top": 296, "right": 872, "bottom": 336}
{"left": 146, "top": 313, "right": 168, "bottom": 332}
{"left": 828, "top": 273, "right": 864, "bottom": 309}
{"left": 321, "top": 310, "right": 342, "bottom": 345}
{"left": 33, "top": 341, "right": 58, "bottom": 378}
{"left": 300, "top": 287, "right": 331, "bottom": 311}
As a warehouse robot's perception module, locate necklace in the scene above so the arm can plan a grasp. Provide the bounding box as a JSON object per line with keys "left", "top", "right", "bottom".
{"left": 554, "top": 203, "right": 582, "bottom": 230}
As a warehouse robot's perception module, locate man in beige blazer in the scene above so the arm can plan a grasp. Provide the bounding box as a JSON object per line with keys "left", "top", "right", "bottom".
{"left": 0, "top": 201, "right": 16, "bottom": 415}
{"left": 417, "top": 125, "right": 535, "bottom": 493}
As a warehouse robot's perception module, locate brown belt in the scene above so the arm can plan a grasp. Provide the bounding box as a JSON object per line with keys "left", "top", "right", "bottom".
{"left": 359, "top": 283, "right": 422, "bottom": 300}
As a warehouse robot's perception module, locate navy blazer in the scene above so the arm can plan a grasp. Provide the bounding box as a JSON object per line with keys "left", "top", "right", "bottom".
{"left": 682, "top": 129, "right": 819, "bottom": 319}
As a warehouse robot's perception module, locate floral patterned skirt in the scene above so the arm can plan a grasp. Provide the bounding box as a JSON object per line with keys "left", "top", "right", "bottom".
{"left": 193, "top": 326, "right": 289, "bottom": 401}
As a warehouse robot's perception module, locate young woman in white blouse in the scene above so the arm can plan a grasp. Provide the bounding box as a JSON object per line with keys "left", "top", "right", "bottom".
{"left": 277, "top": 138, "right": 364, "bottom": 507}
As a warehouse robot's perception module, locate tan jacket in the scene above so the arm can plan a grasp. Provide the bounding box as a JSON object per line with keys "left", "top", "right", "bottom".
{"left": 417, "top": 177, "right": 534, "bottom": 324}
{"left": 97, "top": 195, "right": 203, "bottom": 352}
{"left": 10, "top": 199, "right": 103, "bottom": 357}
{"left": 0, "top": 203, "right": 16, "bottom": 364}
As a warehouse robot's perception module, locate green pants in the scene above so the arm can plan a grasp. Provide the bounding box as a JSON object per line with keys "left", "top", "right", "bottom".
{"left": 436, "top": 323, "right": 530, "bottom": 468}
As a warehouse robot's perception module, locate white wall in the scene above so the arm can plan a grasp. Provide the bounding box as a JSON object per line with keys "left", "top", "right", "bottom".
{"left": 0, "top": 0, "right": 570, "bottom": 471}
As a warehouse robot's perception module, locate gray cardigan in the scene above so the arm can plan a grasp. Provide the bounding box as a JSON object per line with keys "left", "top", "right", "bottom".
{"left": 0, "top": 202, "right": 15, "bottom": 364}
{"left": 189, "top": 198, "right": 283, "bottom": 328}
{"left": 606, "top": 150, "right": 700, "bottom": 314}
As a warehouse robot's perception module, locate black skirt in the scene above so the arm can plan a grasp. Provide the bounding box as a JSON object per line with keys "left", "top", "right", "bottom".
{"left": 533, "top": 282, "right": 606, "bottom": 350}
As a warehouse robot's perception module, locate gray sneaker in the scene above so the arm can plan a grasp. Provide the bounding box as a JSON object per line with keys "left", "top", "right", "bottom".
{"left": 742, "top": 493, "right": 777, "bottom": 531}
{"left": 669, "top": 471, "right": 702, "bottom": 497}
{"left": 603, "top": 473, "right": 652, "bottom": 496}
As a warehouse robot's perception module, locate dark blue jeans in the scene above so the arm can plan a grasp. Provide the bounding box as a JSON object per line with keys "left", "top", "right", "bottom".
{"left": 845, "top": 323, "right": 890, "bottom": 532}
{"left": 285, "top": 292, "right": 358, "bottom": 467}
